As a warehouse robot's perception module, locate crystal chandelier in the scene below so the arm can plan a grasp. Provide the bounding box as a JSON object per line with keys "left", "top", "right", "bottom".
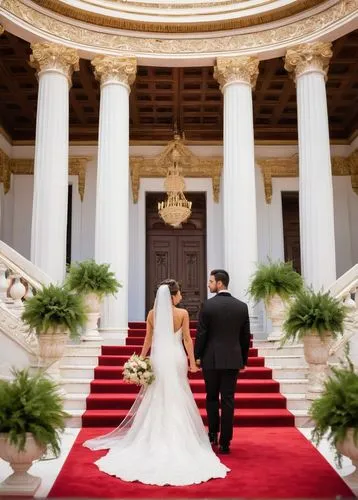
{"left": 158, "top": 141, "right": 192, "bottom": 228}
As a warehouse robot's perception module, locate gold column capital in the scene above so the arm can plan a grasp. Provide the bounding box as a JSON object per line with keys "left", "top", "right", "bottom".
{"left": 91, "top": 56, "right": 137, "bottom": 88}
{"left": 29, "top": 42, "right": 79, "bottom": 84}
{"left": 284, "top": 42, "right": 333, "bottom": 81}
{"left": 214, "top": 56, "right": 260, "bottom": 91}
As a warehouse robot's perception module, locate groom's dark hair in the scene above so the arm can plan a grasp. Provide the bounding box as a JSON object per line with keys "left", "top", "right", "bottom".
{"left": 159, "top": 279, "right": 180, "bottom": 296}
{"left": 210, "top": 269, "right": 230, "bottom": 288}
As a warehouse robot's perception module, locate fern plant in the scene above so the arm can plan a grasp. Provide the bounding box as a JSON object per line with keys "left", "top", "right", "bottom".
{"left": 65, "top": 260, "right": 121, "bottom": 298}
{"left": 21, "top": 284, "right": 87, "bottom": 339}
{"left": 248, "top": 260, "right": 303, "bottom": 302}
{"left": 281, "top": 289, "right": 346, "bottom": 343}
{"left": 310, "top": 360, "right": 358, "bottom": 466}
{"left": 0, "top": 369, "right": 68, "bottom": 454}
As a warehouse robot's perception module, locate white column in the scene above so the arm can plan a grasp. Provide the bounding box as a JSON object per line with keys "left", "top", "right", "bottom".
{"left": 92, "top": 56, "right": 137, "bottom": 338}
{"left": 285, "top": 43, "right": 336, "bottom": 290}
{"left": 214, "top": 57, "right": 259, "bottom": 305}
{"left": 30, "top": 43, "right": 79, "bottom": 283}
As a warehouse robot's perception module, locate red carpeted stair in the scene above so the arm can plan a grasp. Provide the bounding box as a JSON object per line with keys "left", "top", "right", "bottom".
{"left": 82, "top": 322, "right": 295, "bottom": 427}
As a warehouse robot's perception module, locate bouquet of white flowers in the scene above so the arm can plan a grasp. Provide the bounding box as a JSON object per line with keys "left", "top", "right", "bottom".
{"left": 123, "top": 354, "right": 155, "bottom": 386}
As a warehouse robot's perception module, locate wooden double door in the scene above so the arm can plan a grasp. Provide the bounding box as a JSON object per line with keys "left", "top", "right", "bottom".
{"left": 146, "top": 193, "right": 206, "bottom": 319}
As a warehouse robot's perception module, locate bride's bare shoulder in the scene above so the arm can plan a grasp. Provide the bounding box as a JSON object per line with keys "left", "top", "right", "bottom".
{"left": 146, "top": 309, "right": 154, "bottom": 325}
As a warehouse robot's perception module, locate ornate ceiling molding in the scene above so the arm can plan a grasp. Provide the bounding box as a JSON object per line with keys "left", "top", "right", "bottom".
{"left": 257, "top": 151, "right": 358, "bottom": 203}
{"left": 17, "top": 0, "right": 327, "bottom": 34}
{"left": 1, "top": 0, "right": 357, "bottom": 57}
{"left": 130, "top": 138, "right": 222, "bottom": 203}
{"left": 0, "top": 150, "right": 90, "bottom": 201}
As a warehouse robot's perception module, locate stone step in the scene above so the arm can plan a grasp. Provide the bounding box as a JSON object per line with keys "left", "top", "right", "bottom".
{"left": 264, "top": 355, "right": 307, "bottom": 368}
{"left": 61, "top": 355, "right": 99, "bottom": 367}
{"left": 285, "top": 394, "right": 311, "bottom": 412}
{"left": 256, "top": 344, "right": 304, "bottom": 357}
{"left": 62, "top": 378, "right": 91, "bottom": 394}
{"left": 64, "top": 344, "right": 102, "bottom": 356}
{"left": 61, "top": 365, "right": 94, "bottom": 379}
{"left": 272, "top": 366, "right": 308, "bottom": 380}
{"left": 277, "top": 379, "right": 308, "bottom": 394}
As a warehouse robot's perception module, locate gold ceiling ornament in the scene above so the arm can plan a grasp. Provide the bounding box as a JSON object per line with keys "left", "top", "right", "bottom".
{"left": 158, "top": 136, "right": 192, "bottom": 228}
{"left": 29, "top": 43, "right": 79, "bottom": 84}
{"left": 284, "top": 41, "right": 333, "bottom": 82}
{"left": 258, "top": 150, "right": 358, "bottom": 203}
{"left": 0, "top": 150, "right": 90, "bottom": 201}
{"left": 2, "top": 0, "right": 357, "bottom": 55}
{"left": 214, "top": 56, "right": 260, "bottom": 90}
{"left": 92, "top": 56, "right": 137, "bottom": 88}
{"left": 130, "top": 139, "right": 222, "bottom": 203}
{"left": 0, "top": 24, "right": 4, "bottom": 36}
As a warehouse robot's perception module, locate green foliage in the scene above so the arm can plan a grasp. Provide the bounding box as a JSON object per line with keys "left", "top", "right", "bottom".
{"left": 65, "top": 260, "right": 121, "bottom": 298}
{"left": 0, "top": 369, "right": 68, "bottom": 454}
{"left": 21, "top": 284, "right": 87, "bottom": 339}
{"left": 310, "top": 360, "right": 358, "bottom": 466}
{"left": 248, "top": 260, "right": 303, "bottom": 302}
{"left": 282, "top": 289, "right": 346, "bottom": 343}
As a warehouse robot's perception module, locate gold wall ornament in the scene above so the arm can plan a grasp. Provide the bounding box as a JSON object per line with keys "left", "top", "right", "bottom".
{"left": 214, "top": 56, "right": 260, "bottom": 90}
{"left": 284, "top": 42, "right": 333, "bottom": 81}
{"left": 258, "top": 150, "right": 358, "bottom": 203}
{"left": 0, "top": 150, "right": 90, "bottom": 201}
{"left": 129, "top": 138, "right": 222, "bottom": 203}
{"left": 29, "top": 43, "right": 79, "bottom": 84}
{"left": 256, "top": 155, "right": 299, "bottom": 204}
{"left": 92, "top": 56, "right": 137, "bottom": 88}
{"left": 0, "top": 149, "right": 11, "bottom": 194}
{"left": 2, "top": 0, "right": 357, "bottom": 56}
{"left": 0, "top": 24, "right": 4, "bottom": 36}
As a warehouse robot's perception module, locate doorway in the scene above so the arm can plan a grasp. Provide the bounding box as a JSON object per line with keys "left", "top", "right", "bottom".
{"left": 146, "top": 192, "right": 207, "bottom": 319}
{"left": 281, "top": 191, "right": 301, "bottom": 274}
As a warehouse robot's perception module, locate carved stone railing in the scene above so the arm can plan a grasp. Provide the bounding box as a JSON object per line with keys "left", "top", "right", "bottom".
{"left": 327, "top": 264, "right": 358, "bottom": 366}
{"left": 0, "top": 240, "right": 52, "bottom": 353}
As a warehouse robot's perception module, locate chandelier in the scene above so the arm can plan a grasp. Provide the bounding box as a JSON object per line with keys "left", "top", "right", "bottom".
{"left": 158, "top": 139, "right": 192, "bottom": 228}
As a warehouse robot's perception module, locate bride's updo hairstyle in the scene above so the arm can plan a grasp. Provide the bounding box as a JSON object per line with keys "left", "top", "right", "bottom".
{"left": 159, "top": 279, "right": 180, "bottom": 296}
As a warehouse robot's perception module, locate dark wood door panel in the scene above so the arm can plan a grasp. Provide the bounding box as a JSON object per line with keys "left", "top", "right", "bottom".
{"left": 282, "top": 192, "right": 301, "bottom": 274}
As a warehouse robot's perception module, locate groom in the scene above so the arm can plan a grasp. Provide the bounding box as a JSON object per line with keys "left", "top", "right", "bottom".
{"left": 194, "top": 269, "right": 251, "bottom": 454}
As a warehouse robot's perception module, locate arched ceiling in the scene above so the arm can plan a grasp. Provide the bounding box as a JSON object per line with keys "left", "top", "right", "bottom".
{"left": 0, "top": 30, "right": 358, "bottom": 143}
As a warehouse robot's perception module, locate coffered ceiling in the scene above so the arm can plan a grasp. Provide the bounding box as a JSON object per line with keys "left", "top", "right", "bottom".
{"left": 0, "top": 30, "right": 357, "bottom": 143}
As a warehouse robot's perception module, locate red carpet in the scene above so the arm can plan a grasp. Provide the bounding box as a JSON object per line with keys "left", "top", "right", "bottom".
{"left": 82, "top": 322, "right": 294, "bottom": 427}
{"left": 49, "top": 427, "right": 355, "bottom": 498}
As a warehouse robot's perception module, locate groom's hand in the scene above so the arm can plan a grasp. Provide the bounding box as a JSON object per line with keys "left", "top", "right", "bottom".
{"left": 195, "top": 359, "right": 201, "bottom": 367}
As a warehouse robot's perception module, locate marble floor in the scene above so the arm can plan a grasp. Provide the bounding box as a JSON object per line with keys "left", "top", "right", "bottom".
{"left": 0, "top": 428, "right": 356, "bottom": 498}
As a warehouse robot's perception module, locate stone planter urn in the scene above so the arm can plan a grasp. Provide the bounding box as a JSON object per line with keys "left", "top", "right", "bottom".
{"left": 38, "top": 328, "right": 69, "bottom": 383}
{"left": 336, "top": 429, "right": 358, "bottom": 489}
{"left": 82, "top": 293, "right": 102, "bottom": 341}
{"left": 265, "top": 294, "right": 286, "bottom": 341}
{"left": 303, "top": 331, "right": 334, "bottom": 400}
{"left": 0, "top": 433, "right": 46, "bottom": 496}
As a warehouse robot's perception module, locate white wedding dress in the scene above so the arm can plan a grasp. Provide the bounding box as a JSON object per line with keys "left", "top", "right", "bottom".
{"left": 84, "top": 285, "right": 229, "bottom": 486}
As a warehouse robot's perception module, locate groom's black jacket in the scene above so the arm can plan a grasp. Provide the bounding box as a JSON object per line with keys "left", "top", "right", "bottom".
{"left": 194, "top": 292, "right": 251, "bottom": 370}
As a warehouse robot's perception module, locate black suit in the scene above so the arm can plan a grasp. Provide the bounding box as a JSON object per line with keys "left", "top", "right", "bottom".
{"left": 194, "top": 292, "right": 251, "bottom": 445}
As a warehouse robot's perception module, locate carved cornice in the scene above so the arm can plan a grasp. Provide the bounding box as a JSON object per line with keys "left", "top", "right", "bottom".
{"left": 29, "top": 43, "right": 79, "bottom": 84}
{"left": 130, "top": 138, "right": 222, "bottom": 203}
{"left": 2, "top": 0, "right": 357, "bottom": 56}
{"left": 214, "top": 56, "right": 260, "bottom": 90}
{"left": 284, "top": 42, "right": 333, "bottom": 81}
{"left": 92, "top": 56, "right": 137, "bottom": 88}
{"left": 0, "top": 150, "right": 89, "bottom": 201}
{"left": 258, "top": 150, "right": 358, "bottom": 203}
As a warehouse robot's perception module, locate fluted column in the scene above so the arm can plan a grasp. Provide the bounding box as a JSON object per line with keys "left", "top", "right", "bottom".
{"left": 92, "top": 56, "right": 137, "bottom": 338}
{"left": 30, "top": 43, "right": 79, "bottom": 283}
{"left": 214, "top": 57, "right": 259, "bottom": 304}
{"left": 285, "top": 42, "right": 336, "bottom": 290}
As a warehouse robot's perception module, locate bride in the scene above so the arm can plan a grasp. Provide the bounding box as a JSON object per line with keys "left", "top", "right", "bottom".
{"left": 84, "top": 278, "right": 229, "bottom": 486}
